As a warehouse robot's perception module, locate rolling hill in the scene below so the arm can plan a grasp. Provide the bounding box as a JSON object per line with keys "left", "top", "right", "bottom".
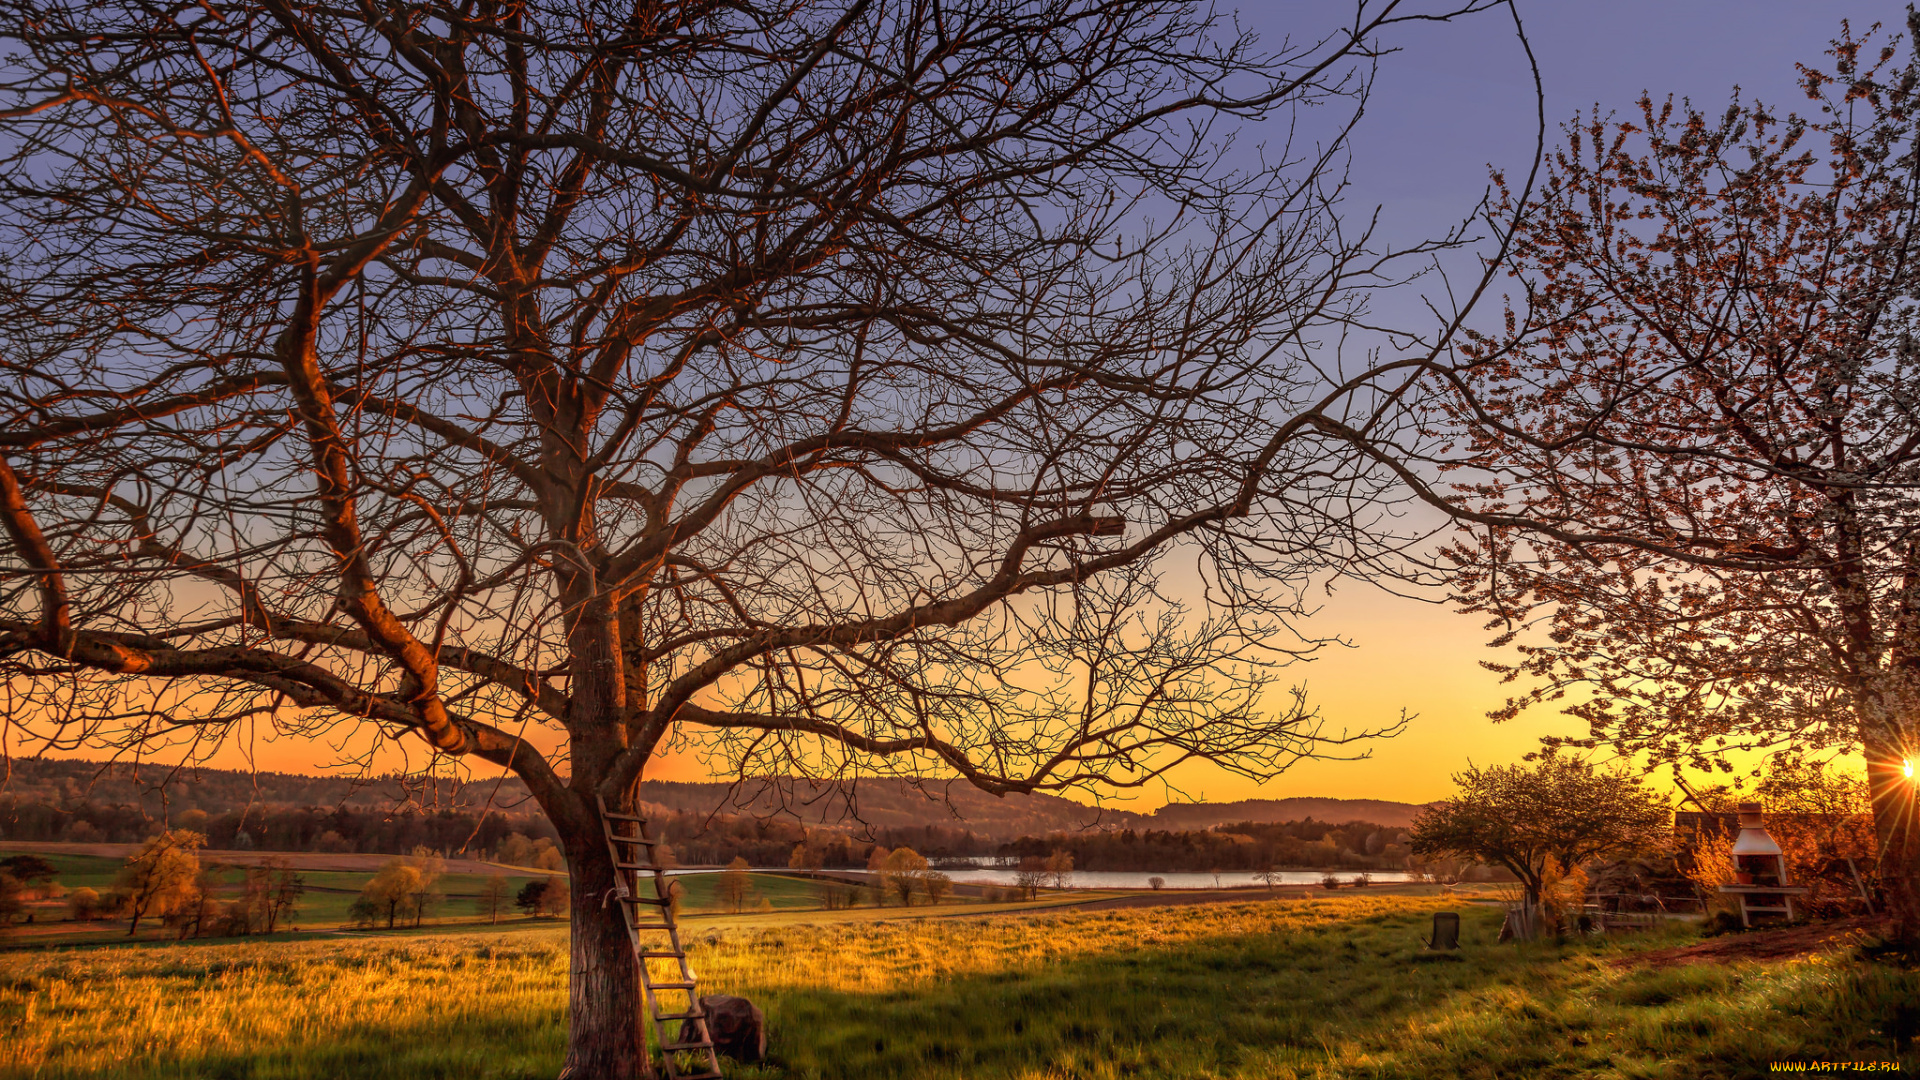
{"left": 2, "top": 757, "right": 1427, "bottom": 838}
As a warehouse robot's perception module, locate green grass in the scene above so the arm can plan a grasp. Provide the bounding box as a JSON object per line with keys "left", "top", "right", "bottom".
{"left": 674, "top": 871, "right": 837, "bottom": 913}
{"left": 0, "top": 850, "right": 557, "bottom": 934}
{"left": 1, "top": 895, "right": 1914, "bottom": 1079}
{"left": 1, "top": 851, "right": 123, "bottom": 891}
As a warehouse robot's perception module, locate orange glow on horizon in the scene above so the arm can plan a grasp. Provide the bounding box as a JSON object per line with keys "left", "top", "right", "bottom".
{"left": 8, "top": 584, "right": 1576, "bottom": 810}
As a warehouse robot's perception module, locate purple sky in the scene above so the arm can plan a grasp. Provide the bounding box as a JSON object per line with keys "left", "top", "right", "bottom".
{"left": 1340, "top": 0, "right": 1910, "bottom": 245}
{"left": 1132, "top": 1, "right": 1912, "bottom": 806}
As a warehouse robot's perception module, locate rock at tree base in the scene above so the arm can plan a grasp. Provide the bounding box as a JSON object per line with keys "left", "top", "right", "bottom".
{"left": 679, "top": 994, "right": 766, "bottom": 1063}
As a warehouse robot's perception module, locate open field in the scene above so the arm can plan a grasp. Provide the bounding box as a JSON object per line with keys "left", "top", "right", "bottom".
{"left": 0, "top": 842, "right": 1111, "bottom": 946}
{"left": 2, "top": 894, "right": 1914, "bottom": 1079}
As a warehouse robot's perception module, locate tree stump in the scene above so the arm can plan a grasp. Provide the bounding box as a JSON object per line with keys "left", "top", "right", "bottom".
{"left": 680, "top": 994, "right": 766, "bottom": 1063}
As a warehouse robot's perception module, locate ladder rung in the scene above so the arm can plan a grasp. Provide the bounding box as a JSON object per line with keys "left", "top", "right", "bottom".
{"left": 630, "top": 923, "right": 676, "bottom": 931}
{"left": 610, "top": 836, "right": 660, "bottom": 846}
{"left": 654, "top": 1009, "right": 707, "bottom": 1022}
{"left": 621, "top": 894, "right": 671, "bottom": 906}
{"left": 649, "top": 980, "right": 698, "bottom": 991}
{"left": 615, "top": 861, "right": 664, "bottom": 870}
{"left": 638, "top": 950, "right": 685, "bottom": 959}
{"left": 601, "top": 811, "right": 649, "bottom": 823}
{"left": 669, "top": 1072, "right": 723, "bottom": 1080}
{"left": 660, "top": 1040, "right": 714, "bottom": 1052}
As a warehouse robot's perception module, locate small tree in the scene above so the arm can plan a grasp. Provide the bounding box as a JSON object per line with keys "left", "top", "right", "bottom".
{"left": 117, "top": 830, "right": 204, "bottom": 936}
{"left": 789, "top": 843, "right": 824, "bottom": 874}
{"left": 262, "top": 859, "right": 304, "bottom": 933}
{"left": 718, "top": 857, "right": 753, "bottom": 914}
{"left": 1412, "top": 758, "right": 1670, "bottom": 936}
{"left": 514, "top": 881, "right": 548, "bottom": 919}
{"left": 539, "top": 877, "right": 571, "bottom": 919}
{"left": 923, "top": 871, "right": 954, "bottom": 906}
{"left": 1014, "top": 858, "right": 1048, "bottom": 900}
{"left": 361, "top": 861, "right": 425, "bottom": 929}
{"left": 495, "top": 835, "right": 537, "bottom": 867}
{"left": 65, "top": 886, "right": 101, "bottom": 922}
{"left": 480, "top": 877, "right": 511, "bottom": 925}
{"left": 1256, "top": 866, "right": 1285, "bottom": 896}
{"left": 404, "top": 849, "right": 446, "bottom": 927}
{"left": 1045, "top": 851, "right": 1075, "bottom": 891}
{"left": 865, "top": 847, "right": 891, "bottom": 907}
{"left": 179, "top": 866, "right": 224, "bottom": 938}
{"left": 1147, "top": 876, "right": 1166, "bottom": 892}
{"left": 883, "top": 848, "right": 929, "bottom": 907}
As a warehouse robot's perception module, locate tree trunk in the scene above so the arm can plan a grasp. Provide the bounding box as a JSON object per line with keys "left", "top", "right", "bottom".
{"left": 1865, "top": 739, "right": 1920, "bottom": 949}
{"left": 561, "top": 829, "right": 651, "bottom": 1080}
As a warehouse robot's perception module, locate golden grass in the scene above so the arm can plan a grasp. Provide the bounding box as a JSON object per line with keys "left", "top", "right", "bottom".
{"left": 2, "top": 896, "right": 1914, "bottom": 1079}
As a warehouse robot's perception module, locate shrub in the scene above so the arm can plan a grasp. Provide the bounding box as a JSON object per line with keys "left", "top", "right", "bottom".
{"left": 1320, "top": 874, "right": 1340, "bottom": 889}
{"left": 66, "top": 886, "right": 102, "bottom": 922}
{"left": 1148, "top": 877, "right": 1166, "bottom": 891}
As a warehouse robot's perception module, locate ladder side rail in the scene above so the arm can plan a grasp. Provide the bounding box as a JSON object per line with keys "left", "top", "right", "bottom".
{"left": 596, "top": 796, "right": 723, "bottom": 1080}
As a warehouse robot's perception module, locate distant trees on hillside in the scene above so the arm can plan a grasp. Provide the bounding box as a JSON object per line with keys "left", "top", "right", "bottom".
{"left": 0, "top": 795, "right": 557, "bottom": 857}
{"left": 9, "top": 788, "right": 1425, "bottom": 878}
{"left": 998, "top": 819, "right": 1412, "bottom": 874}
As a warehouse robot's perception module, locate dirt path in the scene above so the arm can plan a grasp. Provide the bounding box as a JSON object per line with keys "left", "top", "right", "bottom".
{"left": 1615, "top": 916, "right": 1888, "bottom": 968}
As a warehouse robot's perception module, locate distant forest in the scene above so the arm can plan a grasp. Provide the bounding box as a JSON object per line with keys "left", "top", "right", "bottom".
{"left": 0, "top": 757, "right": 1418, "bottom": 869}
{"left": 997, "top": 820, "right": 1413, "bottom": 873}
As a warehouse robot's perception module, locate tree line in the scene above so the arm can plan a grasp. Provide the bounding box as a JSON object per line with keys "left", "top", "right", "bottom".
{"left": 0, "top": 797, "right": 557, "bottom": 857}
{"left": 5, "top": 831, "right": 309, "bottom": 938}
{"left": 6, "top": 792, "right": 1416, "bottom": 875}
{"left": 996, "top": 819, "right": 1412, "bottom": 874}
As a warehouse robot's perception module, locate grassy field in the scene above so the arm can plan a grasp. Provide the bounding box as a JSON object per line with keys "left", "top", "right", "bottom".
{"left": 1, "top": 843, "right": 869, "bottom": 941}
{"left": 1, "top": 894, "right": 1913, "bottom": 1079}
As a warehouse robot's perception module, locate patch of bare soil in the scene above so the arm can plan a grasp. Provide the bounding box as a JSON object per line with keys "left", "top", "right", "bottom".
{"left": 1616, "top": 915, "right": 1889, "bottom": 969}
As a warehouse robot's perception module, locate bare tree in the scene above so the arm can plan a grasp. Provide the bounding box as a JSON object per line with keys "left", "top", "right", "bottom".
{"left": 480, "top": 875, "right": 510, "bottom": 925}
{"left": 0, "top": 0, "right": 1516, "bottom": 1071}
{"left": 1014, "top": 855, "right": 1049, "bottom": 899}
{"left": 718, "top": 856, "right": 752, "bottom": 914}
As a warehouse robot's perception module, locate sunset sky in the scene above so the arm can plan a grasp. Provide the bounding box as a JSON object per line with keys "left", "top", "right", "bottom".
{"left": 17, "top": 1, "right": 1900, "bottom": 808}
{"left": 1142, "top": 0, "right": 1908, "bottom": 807}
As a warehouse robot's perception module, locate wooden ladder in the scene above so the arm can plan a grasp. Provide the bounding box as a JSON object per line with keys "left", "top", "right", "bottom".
{"left": 596, "top": 795, "right": 724, "bottom": 1080}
